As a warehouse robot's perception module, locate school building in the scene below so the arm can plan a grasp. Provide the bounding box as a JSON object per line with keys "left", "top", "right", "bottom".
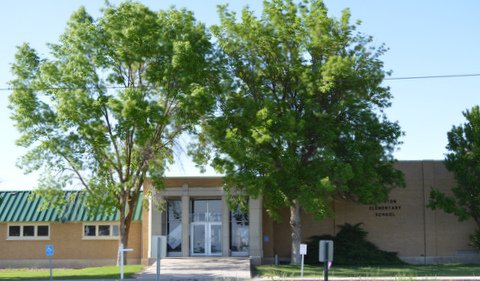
{"left": 0, "top": 160, "right": 479, "bottom": 267}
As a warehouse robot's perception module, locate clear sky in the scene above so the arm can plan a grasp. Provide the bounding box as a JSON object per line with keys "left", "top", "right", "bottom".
{"left": 1, "top": 0, "right": 480, "bottom": 190}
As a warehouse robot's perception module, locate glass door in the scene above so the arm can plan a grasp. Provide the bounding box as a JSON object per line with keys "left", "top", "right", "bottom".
{"left": 209, "top": 223, "right": 222, "bottom": 255}
{"left": 191, "top": 223, "right": 206, "bottom": 255}
{"left": 191, "top": 222, "right": 222, "bottom": 256}
{"left": 190, "top": 199, "right": 223, "bottom": 256}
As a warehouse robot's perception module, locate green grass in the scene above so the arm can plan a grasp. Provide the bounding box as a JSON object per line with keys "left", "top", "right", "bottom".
{"left": 0, "top": 265, "right": 143, "bottom": 280}
{"left": 255, "top": 264, "right": 480, "bottom": 278}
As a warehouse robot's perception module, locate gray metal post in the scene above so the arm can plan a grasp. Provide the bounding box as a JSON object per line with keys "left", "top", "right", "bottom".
{"left": 120, "top": 244, "right": 124, "bottom": 280}
{"left": 301, "top": 254, "right": 304, "bottom": 277}
{"left": 156, "top": 236, "right": 161, "bottom": 281}
{"left": 324, "top": 243, "right": 329, "bottom": 281}
{"left": 49, "top": 255, "right": 53, "bottom": 281}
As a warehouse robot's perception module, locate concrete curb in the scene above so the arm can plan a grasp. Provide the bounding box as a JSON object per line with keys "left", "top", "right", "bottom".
{"left": 22, "top": 276, "right": 480, "bottom": 281}
{"left": 20, "top": 278, "right": 137, "bottom": 281}
{"left": 253, "top": 277, "right": 480, "bottom": 281}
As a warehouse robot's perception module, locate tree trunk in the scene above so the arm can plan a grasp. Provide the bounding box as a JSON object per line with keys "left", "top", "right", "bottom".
{"left": 117, "top": 192, "right": 133, "bottom": 265}
{"left": 118, "top": 219, "right": 130, "bottom": 265}
{"left": 290, "top": 199, "right": 302, "bottom": 265}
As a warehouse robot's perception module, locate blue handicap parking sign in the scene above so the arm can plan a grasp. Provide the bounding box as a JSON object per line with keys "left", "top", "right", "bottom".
{"left": 46, "top": 245, "right": 54, "bottom": 257}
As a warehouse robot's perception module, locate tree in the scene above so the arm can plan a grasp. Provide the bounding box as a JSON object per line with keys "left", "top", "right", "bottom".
{"left": 429, "top": 106, "right": 480, "bottom": 249}
{"left": 192, "top": 0, "right": 404, "bottom": 264}
{"left": 9, "top": 2, "right": 218, "bottom": 263}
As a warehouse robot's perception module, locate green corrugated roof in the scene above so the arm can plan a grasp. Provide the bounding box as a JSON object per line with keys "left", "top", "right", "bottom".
{"left": 0, "top": 191, "right": 143, "bottom": 222}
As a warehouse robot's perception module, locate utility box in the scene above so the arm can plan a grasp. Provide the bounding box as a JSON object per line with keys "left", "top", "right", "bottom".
{"left": 319, "top": 240, "right": 334, "bottom": 262}
{"left": 151, "top": 235, "right": 167, "bottom": 258}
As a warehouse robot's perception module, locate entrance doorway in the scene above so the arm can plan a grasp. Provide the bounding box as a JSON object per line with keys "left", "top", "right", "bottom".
{"left": 190, "top": 200, "right": 222, "bottom": 256}
{"left": 191, "top": 222, "right": 222, "bottom": 255}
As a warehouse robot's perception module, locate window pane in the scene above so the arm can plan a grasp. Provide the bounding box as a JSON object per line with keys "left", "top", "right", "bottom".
{"left": 167, "top": 200, "right": 182, "bottom": 253}
{"left": 112, "top": 225, "right": 119, "bottom": 236}
{"left": 191, "top": 200, "right": 207, "bottom": 222}
{"left": 23, "top": 225, "right": 34, "bottom": 237}
{"left": 192, "top": 224, "right": 205, "bottom": 254}
{"left": 99, "top": 225, "right": 110, "bottom": 236}
{"left": 38, "top": 225, "right": 49, "bottom": 236}
{"left": 9, "top": 226, "right": 20, "bottom": 237}
{"left": 208, "top": 200, "right": 222, "bottom": 222}
{"left": 230, "top": 207, "right": 249, "bottom": 254}
{"left": 210, "top": 224, "right": 222, "bottom": 254}
{"left": 84, "top": 225, "right": 96, "bottom": 236}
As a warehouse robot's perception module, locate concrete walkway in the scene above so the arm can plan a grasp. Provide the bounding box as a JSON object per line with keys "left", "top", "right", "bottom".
{"left": 135, "top": 257, "right": 251, "bottom": 280}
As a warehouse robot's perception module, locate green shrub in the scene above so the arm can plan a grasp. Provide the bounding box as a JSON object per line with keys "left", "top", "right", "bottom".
{"left": 305, "top": 223, "right": 405, "bottom": 266}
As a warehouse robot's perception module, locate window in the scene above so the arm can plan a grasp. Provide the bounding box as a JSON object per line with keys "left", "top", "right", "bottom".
{"left": 23, "top": 226, "right": 34, "bottom": 237}
{"left": 84, "top": 225, "right": 96, "bottom": 237}
{"left": 38, "top": 225, "right": 49, "bottom": 237}
{"left": 99, "top": 225, "right": 110, "bottom": 236}
{"left": 112, "top": 225, "right": 119, "bottom": 236}
{"left": 230, "top": 207, "right": 249, "bottom": 256}
{"left": 83, "top": 223, "right": 119, "bottom": 239}
{"left": 166, "top": 200, "right": 182, "bottom": 255}
{"left": 7, "top": 224, "right": 50, "bottom": 240}
{"left": 8, "top": 226, "right": 20, "bottom": 237}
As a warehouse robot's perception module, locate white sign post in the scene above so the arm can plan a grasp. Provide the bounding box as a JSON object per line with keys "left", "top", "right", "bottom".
{"left": 119, "top": 244, "right": 134, "bottom": 280}
{"left": 45, "top": 245, "right": 54, "bottom": 281}
{"left": 299, "top": 243, "right": 307, "bottom": 277}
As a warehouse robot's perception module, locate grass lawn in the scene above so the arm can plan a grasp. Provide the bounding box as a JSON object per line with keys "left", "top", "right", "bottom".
{"left": 255, "top": 264, "right": 480, "bottom": 278}
{"left": 0, "top": 265, "right": 143, "bottom": 280}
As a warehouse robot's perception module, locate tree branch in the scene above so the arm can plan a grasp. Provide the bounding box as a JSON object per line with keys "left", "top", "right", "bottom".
{"left": 103, "top": 106, "right": 124, "bottom": 181}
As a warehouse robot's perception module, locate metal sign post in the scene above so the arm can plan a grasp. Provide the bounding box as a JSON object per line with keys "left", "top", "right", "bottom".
{"left": 119, "top": 244, "right": 134, "bottom": 280}
{"left": 319, "top": 240, "right": 334, "bottom": 281}
{"left": 323, "top": 243, "right": 329, "bottom": 281}
{"left": 156, "top": 236, "right": 161, "bottom": 281}
{"left": 45, "top": 245, "right": 54, "bottom": 281}
{"left": 299, "top": 243, "right": 307, "bottom": 277}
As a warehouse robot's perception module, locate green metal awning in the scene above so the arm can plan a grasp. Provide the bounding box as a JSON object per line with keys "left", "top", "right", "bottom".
{"left": 0, "top": 190, "right": 143, "bottom": 222}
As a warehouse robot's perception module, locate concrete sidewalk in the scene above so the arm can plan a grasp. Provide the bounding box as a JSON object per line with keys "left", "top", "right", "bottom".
{"left": 135, "top": 257, "right": 251, "bottom": 280}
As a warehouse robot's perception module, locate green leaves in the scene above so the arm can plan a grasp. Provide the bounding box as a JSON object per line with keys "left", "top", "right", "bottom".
{"left": 193, "top": 0, "right": 404, "bottom": 220}
{"left": 429, "top": 105, "right": 480, "bottom": 233}
{"left": 9, "top": 2, "right": 218, "bottom": 226}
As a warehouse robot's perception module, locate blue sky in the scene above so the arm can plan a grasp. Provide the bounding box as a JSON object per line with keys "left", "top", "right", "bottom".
{"left": 1, "top": 0, "right": 480, "bottom": 189}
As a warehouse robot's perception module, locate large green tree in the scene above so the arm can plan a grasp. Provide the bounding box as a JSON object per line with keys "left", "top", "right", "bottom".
{"left": 429, "top": 106, "right": 480, "bottom": 249}
{"left": 192, "top": 0, "right": 404, "bottom": 264}
{"left": 9, "top": 2, "right": 218, "bottom": 262}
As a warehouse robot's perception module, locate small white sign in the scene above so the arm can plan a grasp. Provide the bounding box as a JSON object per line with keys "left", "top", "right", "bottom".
{"left": 300, "top": 243, "right": 307, "bottom": 255}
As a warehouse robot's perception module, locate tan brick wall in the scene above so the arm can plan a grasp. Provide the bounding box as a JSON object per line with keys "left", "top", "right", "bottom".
{"left": 262, "top": 209, "right": 275, "bottom": 260}
{"left": 164, "top": 177, "right": 223, "bottom": 188}
{"left": 265, "top": 161, "right": 479, "bottom": 263}
{"left": 0, "top": 222, "right": 142, "bottom": 263}
{"left": 268, "top": 207, "right": 334, "bottom": 260}
{"left": 428, "top": 161, "right": 476, "bottom": 257}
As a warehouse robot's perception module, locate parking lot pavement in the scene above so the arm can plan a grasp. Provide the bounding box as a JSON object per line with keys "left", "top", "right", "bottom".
{"left": 135, "top": 257, "right": 251, "bottom": 281}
